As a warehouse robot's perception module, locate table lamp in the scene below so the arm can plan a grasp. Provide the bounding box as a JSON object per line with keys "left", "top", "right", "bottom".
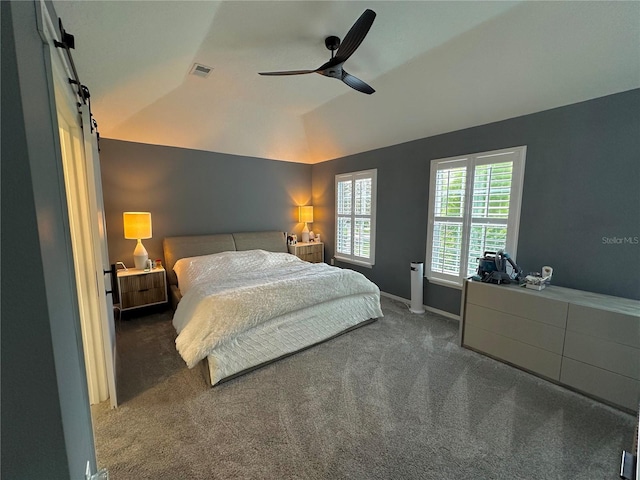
{"left": 123, "top": 212, "right": 152, "bottom": 269}
{"left": 299, "top": 206, "right": 313, "bottom": 243}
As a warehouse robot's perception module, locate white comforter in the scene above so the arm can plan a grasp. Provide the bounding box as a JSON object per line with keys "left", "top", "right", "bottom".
{"left": 172, "top": 249, "right": 381, "bottom": 368}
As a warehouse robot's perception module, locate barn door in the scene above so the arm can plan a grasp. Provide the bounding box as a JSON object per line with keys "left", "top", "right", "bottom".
{"left": 44, "top": 4, "right": 117, "bottom": 408}
{"left": 81, "top": 103, "right": 118, "bottom": 408}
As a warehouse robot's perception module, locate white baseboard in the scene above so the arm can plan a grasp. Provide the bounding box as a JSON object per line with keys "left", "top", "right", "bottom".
{"left": 379, "top": 291, "right": 461, "bottom": 322}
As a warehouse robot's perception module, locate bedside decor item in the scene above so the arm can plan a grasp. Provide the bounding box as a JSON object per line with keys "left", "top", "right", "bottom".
{"left": 524, "top": 265, "right": 554, "bottom": 290}
{"left": 299, "top": 205, "right": 313, "bottom": 243}
{"left": 123, "top": 211, "right": 152, "bottom": 270}
{"left": 542, "top": 266, "right": 554, "bottom": 283}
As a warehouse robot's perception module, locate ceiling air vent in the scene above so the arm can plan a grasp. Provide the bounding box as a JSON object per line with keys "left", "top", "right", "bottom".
{"left": 189, "top": 63, "right": 213, "bottom": 78}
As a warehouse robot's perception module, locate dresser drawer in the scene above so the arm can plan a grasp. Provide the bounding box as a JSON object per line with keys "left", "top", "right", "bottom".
{"left": 567, "top": 304, "right": 640, "bottom": 349}
{"left": 298, "top": 250, "right": 322, "bottom": 263}
{"left": 563, "top": 330, "right": 640, "bottom": 380}
{"left": 465, "top": 303, "right": 565, "bottom": 354}
{"left": 121, "top": 287, "right": 166, "bottom": 310}
{"left": 288, "top": 242, "right": 324, "bottom": 263}
{"left": 119, "top": 271, "right": 164, "bottom": 293}
{"left": 560, "top": 357, "right": 640, "bottom": 411}
{"left": 466, "top": 282, "right": 568, "bottom": 328}
{"left": 464, "top": 323, "right": 562, "bottom": 380}
{"left": 117, "top": 268, "right": 167, "bottom": 311}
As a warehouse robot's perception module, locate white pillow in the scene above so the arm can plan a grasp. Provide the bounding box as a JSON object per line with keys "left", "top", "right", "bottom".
{"left": 173, "top": 249, "right": 302, "bottom": 295}
{"left": 173, "top": 253, "right": 220, "bottom": 295}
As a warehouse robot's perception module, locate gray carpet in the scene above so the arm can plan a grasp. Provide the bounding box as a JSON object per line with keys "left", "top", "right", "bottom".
{"left": 92, "top": 297, "right": 635, "bottom": 479}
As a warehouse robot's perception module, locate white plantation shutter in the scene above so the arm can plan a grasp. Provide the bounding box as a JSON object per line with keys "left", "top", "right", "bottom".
{"left": 426, "top": 147, "right": 526, "bottom": 286}
{"left": 335, "top": 169, "right": 377, "bottom": 266}
{"left": 336, "top": 180, "right": 352, "bottom": 256}
{"left": 431, "top": 163, "right": 467, "bottom": 276}
{"left": 467, "top": 160, "right": 512, "bottom": 278}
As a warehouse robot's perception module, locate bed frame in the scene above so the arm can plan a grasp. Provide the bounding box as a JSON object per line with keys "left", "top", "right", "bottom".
{"left": 162, "top": 230, "right": 379, "bottom": 387}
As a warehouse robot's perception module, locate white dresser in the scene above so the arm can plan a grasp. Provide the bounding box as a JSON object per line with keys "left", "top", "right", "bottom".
{"left": 460, "top": 280, "right": 640, "bottom": 412}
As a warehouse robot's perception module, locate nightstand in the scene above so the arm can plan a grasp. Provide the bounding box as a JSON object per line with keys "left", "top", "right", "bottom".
{"left": 288, "top": 242, "right": 324, "bottom": 263}
{"left": 116, "top": 266, "right": 168, "bottom": 311}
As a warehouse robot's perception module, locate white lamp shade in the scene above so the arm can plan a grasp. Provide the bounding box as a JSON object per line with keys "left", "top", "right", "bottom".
{"left": 123, "top": 212, "right": 152, "bottom": 239}
{"left": 299, "top": 206, "right": 313, "bottom": 224}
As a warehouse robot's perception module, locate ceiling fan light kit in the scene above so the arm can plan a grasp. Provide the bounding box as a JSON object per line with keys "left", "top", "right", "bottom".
{"left": 258, "top": 9, "right": 377, "bottom": 94}
{"left": 325, "top": 35, "right": 340, "bottom": 52}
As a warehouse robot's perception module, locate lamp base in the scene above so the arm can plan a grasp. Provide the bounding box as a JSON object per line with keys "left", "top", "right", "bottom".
{"left": 301, "top": 223, "right": 310, "bottom": 243}
{"left": 133, "top": 239, "right": 148, "bottom": 269}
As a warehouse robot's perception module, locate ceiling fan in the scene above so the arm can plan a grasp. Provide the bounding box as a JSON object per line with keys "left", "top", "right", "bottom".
{"left": 259, "top": 9, "right": 377, "bottom": 94}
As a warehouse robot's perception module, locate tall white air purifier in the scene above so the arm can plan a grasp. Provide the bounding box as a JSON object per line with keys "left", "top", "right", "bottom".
{"left": 410, "top": 262, "right": 425, "bottom": 314}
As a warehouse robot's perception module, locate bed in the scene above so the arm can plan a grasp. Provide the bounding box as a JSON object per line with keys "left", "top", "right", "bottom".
{"left": 163, "top": 231, "right": 382, "bottom": 386}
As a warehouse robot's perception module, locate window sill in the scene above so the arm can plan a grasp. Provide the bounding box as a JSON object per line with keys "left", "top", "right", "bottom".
{"left": 426, "top": 277, "right": 463, "bottom": 290}
{"left": 334, "top": 256, "right": 374, "bottom": 269}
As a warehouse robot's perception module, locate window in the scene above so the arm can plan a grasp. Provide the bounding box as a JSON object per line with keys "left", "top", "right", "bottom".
{"left": 425, "top": 146, "right": 526, "bottom": 286}
{"left": 335, "top": 169, "right": 377, "bottom": 267}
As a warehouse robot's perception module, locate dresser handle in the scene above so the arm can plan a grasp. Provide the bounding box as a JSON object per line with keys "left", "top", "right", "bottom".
{"left": 138, "top": 288, "right": 150, "bottom": 292}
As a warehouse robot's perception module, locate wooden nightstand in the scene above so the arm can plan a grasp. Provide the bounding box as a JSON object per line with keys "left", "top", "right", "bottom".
{"left": 288, "top": 242, "right": 324, "bottom": 263}
{"left": 116, "top": 266, "right": 168, "bottom": 311}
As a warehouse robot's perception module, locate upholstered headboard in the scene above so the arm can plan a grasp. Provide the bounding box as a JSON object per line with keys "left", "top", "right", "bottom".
{"left": 162, "top": 231, "right": 287, "bottom": 309}
{"left": 232, "top": 231, "right": 288, "bottom": 253}
{"left": 163, "top": 234, "right": 236, "bottom": 287}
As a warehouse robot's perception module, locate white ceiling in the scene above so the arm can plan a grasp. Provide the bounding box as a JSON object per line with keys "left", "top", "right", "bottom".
{"left": 52, "top": 1, "right": 640, "bottom": 164}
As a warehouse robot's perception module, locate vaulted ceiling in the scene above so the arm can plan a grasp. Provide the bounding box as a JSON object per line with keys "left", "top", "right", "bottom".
{"left": 52, "top": 1, "right": 640, "bottom": 164}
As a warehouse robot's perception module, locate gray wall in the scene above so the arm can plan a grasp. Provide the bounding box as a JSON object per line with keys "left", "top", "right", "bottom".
{"left": 312, "top": 89, "right": 640, "bottom": 314}
{"left": 2, "top": 1, "right": 96, "bottom": 478}
{"left": 99, "top": 139, "right": 312, "bottom": 266}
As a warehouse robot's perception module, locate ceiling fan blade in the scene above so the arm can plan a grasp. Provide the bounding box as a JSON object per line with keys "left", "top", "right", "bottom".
{"left": 334, "top": 9, "right": 376, "bottom": 63}
{"left": 342, "top": 71, "right": 375, "bottom": 94}
{"left": 318, "top": 57, "right": 343, "bottom": 71}
{"left": 258, "top": 70, "right": 317, "bottom": 76}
